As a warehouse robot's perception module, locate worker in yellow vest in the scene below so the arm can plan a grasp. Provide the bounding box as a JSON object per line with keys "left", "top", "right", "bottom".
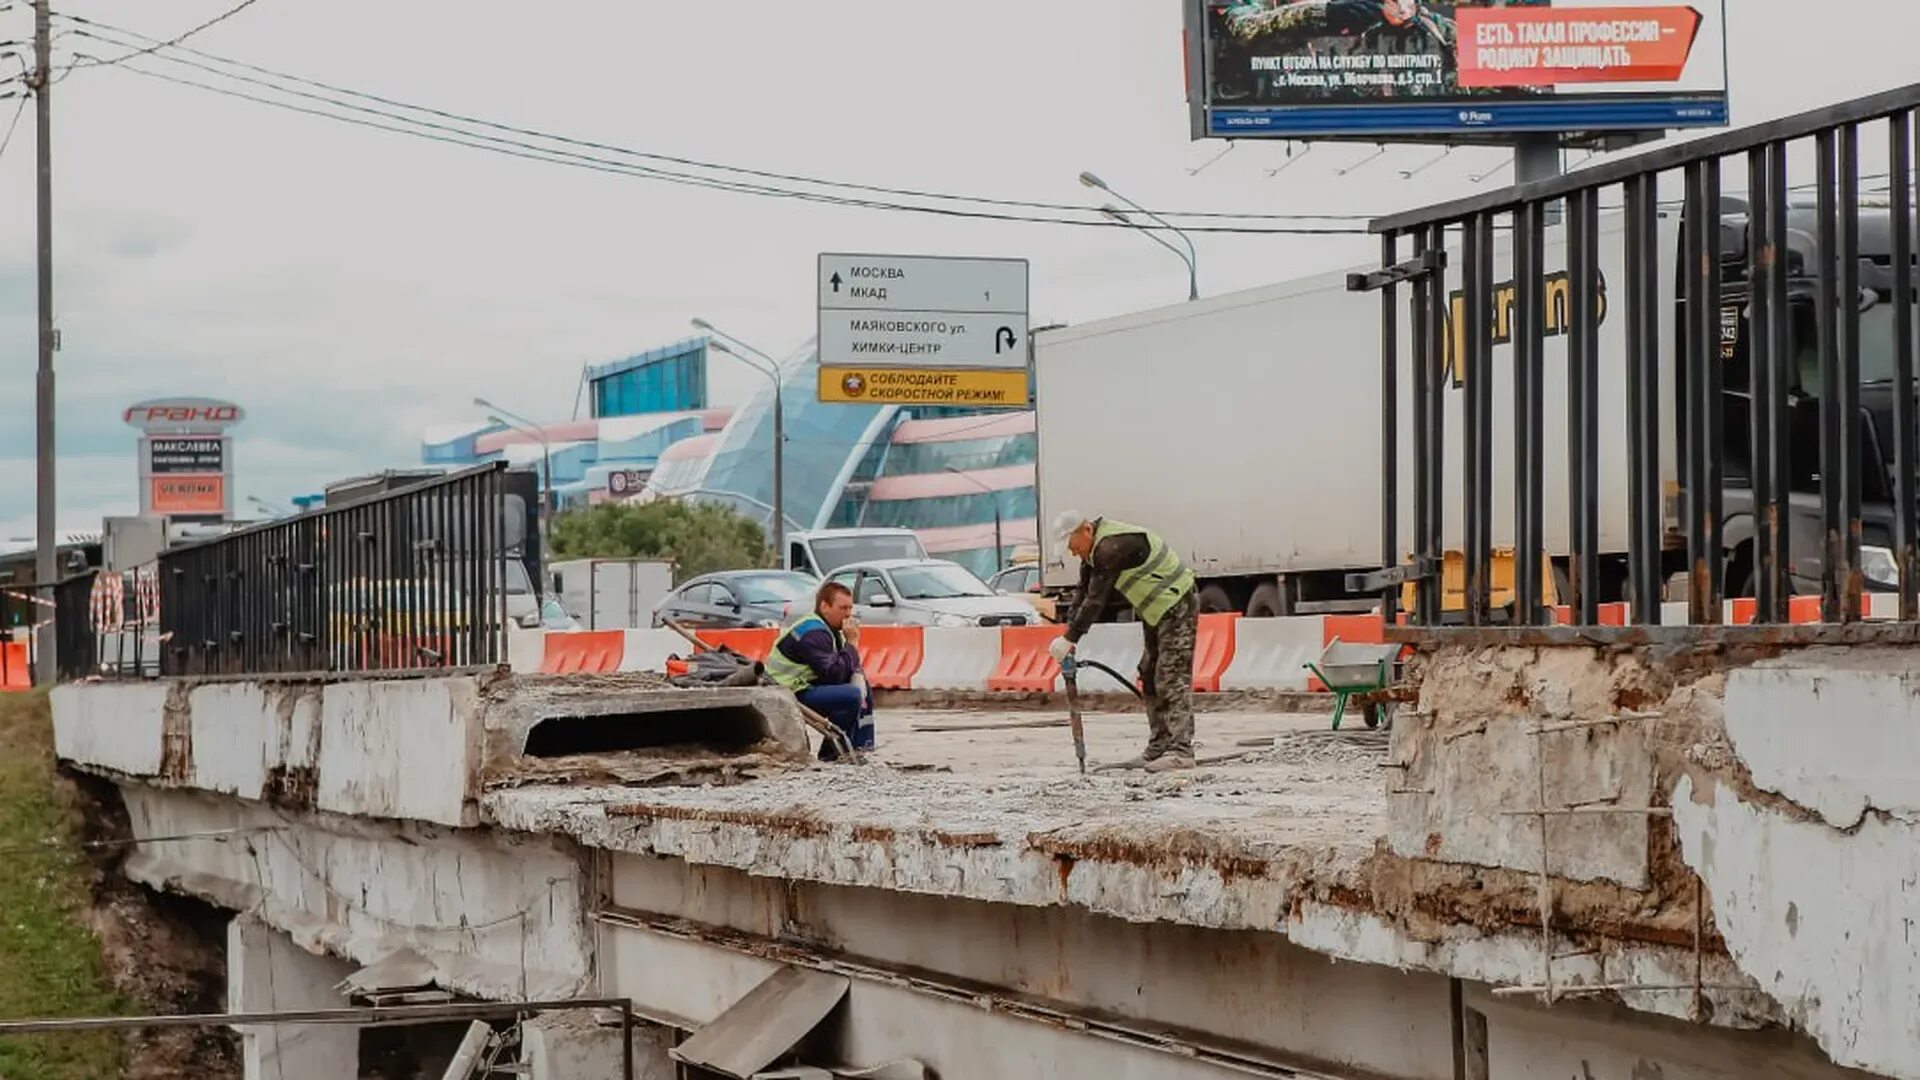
{"left": 1047, "top": 512, "right": 1199, "bottom": 771}
{"left": 764, "top": 580, "right": 873, "bottom": 760}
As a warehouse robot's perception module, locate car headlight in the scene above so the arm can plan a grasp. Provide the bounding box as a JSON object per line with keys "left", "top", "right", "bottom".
{"left": 1862, "top": 544, "right": 1900, "bottom": 587}
{"left": 932, "top": 612, "right": 971, "bottom": 628}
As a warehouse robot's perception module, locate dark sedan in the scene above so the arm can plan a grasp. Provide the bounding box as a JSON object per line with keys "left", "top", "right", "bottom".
{"left": 651, "top": 570, "right": 818, "bottom": 630}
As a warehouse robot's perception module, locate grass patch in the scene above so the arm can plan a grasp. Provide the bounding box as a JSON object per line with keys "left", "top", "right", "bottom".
{"left": 0, "top": 690, "right": 129, "bottom": 1079}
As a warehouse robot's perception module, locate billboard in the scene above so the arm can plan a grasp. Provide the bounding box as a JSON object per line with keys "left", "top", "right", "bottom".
{"left": 127, "top": 397, "right": 242, "bottom": 521}
{"left": 1186, "top": 0, "right": 1728, "bottom": 139}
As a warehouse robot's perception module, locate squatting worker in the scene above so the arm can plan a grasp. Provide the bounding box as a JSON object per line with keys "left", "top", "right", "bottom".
{"left": 1046, "top": 511, "right": 1199, "bottom": 771}
{"left": 764, "top": 580, "right": 874, "bottom": 761}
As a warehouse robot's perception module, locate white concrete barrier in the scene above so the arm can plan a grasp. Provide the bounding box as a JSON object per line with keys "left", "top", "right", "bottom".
{"left": 50, "top": 682, "right": 171, "bottom": 776}
{"left": 507, "top": 628, "right": 548, "bottom": 673}
{"left": 913, "top": 627, "right": 999, "bottom": 691}
{"left": 1220, "top": 616, "right": 1322, "bottom": 691}
{"left": 619, "top": 627, "right": 687, "bottom": 673}
{"left": 1074, "top": 622, "right": 1143, "bottom": 693}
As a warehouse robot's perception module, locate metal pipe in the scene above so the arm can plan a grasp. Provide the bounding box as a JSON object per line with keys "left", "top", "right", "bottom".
{"left": 1817, "top": 130, "right": 1844, "bottom": 622}
{"left": 1380, "top": 231, "right": 1399, "bottom": 624}
{"left": 1765, "top": 140, "right": 1794, "bottom": 614}
{"left": 1462, "top": 216, "right": 1486, "bottom": 625}
{"left": 0, "top": 998, "right": 638, "bottom": 1035}
{"left": 1515, "top": 200, "right": 1546, "bottom": 624}
{"left": 1425, "top": 222, "right": 1449, "bottom": 626}
{"left": 1410, "top": 230, "right": 1433, "bottom": 625}
{"left": 1839, "top": 123, "right": 1864, "bottom": 622}
{"left": 1893, "top": 112, "right": 1918, "bottom": 621}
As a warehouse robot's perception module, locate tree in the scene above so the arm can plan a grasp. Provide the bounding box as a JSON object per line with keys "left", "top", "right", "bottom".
{"left": 549, "top": 500, "right": 771, "bottom": 583}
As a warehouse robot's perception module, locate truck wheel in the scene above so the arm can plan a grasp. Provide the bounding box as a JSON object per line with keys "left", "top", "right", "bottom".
{"left": 1198, "top": 583, "right": 1234, "bottom": 614}
{"left": 1247, "top": 582, "right": 1284, "bottom": 618}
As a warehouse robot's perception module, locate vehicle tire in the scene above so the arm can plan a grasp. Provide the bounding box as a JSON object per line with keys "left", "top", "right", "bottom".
{"left": 1247, "top": 581, "right": 1285, "bottom": 618}
{"left": 1724, "top": 542, "right": 1757, "bottom": 600}
{"left": 1197, "top": 583, "right": 1234, "bottom": 614}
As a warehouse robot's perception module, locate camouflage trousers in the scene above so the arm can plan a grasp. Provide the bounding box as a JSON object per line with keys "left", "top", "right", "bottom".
{"left": 1140, "top": 590, "right": 1198, "bottom": 758}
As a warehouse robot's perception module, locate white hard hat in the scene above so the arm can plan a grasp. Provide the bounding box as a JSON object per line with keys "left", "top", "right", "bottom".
{"left": 1048, "top": 510, "right": 1086, "bottom": 551}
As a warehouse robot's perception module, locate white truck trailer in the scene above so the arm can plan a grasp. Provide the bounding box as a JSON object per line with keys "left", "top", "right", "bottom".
{"left": 1033, "top": 212, "right": 1641, "bottom": 616}
{"left": 1038, "top": 197, "right": 1917, "bottom": 616}
{"left": 550, "top": 558, "right": 674, "bottom": 631}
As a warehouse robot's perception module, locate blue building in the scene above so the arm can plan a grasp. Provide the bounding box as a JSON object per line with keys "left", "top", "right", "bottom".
{"left": 422, "top": 337, "right": 727, "bottom": 505}
{"left": 424, "top": 336, "right": 1037, "bottom": 577}
{"left": 585, "top": 337, "right": 709, "bottom": 418}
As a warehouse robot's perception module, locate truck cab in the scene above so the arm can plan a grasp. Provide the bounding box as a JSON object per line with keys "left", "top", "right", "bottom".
{"left": 1716, "top": 200, "right": 1917, "bottom": 597}
{"left": 784, "top": 529, "right": 929, "bottom": 579}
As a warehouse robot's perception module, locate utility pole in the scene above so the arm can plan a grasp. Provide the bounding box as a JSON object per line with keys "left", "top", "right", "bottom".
{"left": 31, "top": 0, "right": 55, "bottom": 683}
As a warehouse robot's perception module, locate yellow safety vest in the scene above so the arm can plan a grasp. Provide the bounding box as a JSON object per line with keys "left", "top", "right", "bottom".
{"left": 1093, "top": 518, "right": 1195, "bottom": 627}
{"left": 763, "top": 614, "right": 842, "bottom": 692}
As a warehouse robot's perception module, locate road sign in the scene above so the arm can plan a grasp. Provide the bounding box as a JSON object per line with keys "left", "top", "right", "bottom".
{"left": 818, "top": 254, "right": 1030, "bottom": 404}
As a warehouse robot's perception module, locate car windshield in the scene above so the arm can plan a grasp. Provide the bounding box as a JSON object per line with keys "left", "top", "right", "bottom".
{"left": 809, "top": 535, "right": 926, "bottom": 574}
{"left": 890, "top": 564, "right": 993, "bottom": 600}
{"left": 731, "top": 573, "right": 814, "bottom": 604}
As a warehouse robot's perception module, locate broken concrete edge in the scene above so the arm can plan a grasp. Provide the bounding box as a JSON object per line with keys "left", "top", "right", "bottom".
{"left": 874, "top": 688, "right": 1337, "bottom": 714}
{"left": 480, "top": 787, "right": 1793, "bottom": 1033}
{"left": 53, "top": 673, "right": 819, "bottom": 831}
{"left": 117, "top": 784, "right": 596, "bottom": 1005}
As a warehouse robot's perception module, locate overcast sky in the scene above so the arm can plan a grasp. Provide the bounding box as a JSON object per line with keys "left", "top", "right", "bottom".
{"left": 0, "top": 0, "right": 1914, "bottom": 544}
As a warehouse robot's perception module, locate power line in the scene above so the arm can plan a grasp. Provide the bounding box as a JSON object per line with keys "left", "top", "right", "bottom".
{"left": 0, "top": 94, "right": 23, "bottom": 161}
{"left": 55, "top": 12, "right": 1376, "bottom": 225}
{"left": 68, "top": 0, "right": 268, "bottom": 70}
{"left": 72, "top": 52, "right": 1367, "bottom": 235}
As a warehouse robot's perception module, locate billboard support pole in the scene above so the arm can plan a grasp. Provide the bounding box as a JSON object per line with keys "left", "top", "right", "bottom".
{"left": 1514, "top": 135, "right": 1563, "bottom": 185}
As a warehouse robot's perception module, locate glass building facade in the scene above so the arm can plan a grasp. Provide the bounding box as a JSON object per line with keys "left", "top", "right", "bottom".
{"left": 666, "top": 341, "right": 1036, "bottom": 580}
{"left": 587, "top": 338, "right": 709, "bottom": 418}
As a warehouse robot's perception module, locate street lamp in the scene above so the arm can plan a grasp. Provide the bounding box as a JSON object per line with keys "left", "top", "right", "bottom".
{"left": 1080, "top": 171, "right": 1199, "bottom": 301}
{"left": 473, "top": 397, "right": 554, "bottom": 524}
{"left": 691, "top": 319, "right": 786, "bottom": 558}
{"left": 943, "top": 467, "right": 1005, "bottom": 574}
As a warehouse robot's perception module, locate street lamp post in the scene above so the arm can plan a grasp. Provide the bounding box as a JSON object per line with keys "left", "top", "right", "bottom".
{"left": 1080, "top": 171, "right": 1200, "bottom": 301}
{"left": 943, "top": 467, "right": 1005, "bottom": 574}
{"left": 691, "top": 319, "right": 786, "bottom": 559}
{"left": 473, "top": 398, "right": 554, "bottom": 524}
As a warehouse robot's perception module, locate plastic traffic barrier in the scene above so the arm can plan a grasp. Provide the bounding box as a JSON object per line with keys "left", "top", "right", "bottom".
{"left": 1191, "top": 613, "right": 1238, "bottom": 693}
{"left": 913, "top": 627, "right": 1001, "bottom": 691}
{"left": 0, "top": 640, "right": 28, "bottom": 691}
{"left": 618, "top": 628, "right": 687, "bottom": 673}
{"left": 1220, "top": 617, "right": 1321, "bottom": 691}
{"left": 539, "top": 630, "right": 625, "bottom": 674}
{"left": 856, "top": 625, "right": 924, "bottom": 690}
{"left": 988, "top": 625, "right": 1065, "bottom": 692}
{"left": 1074, "top": 623, "right": 1143, "bottom": 693}
{"left": 696, "top": 628, "right": 776, "bottom": 664}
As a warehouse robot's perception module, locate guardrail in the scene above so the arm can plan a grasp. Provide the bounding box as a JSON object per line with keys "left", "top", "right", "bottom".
{"left": 158, "top": 463, "right": 510, "bottom": 677}
{"left": 1351, "top": 83, "right": 1920, "bottom": 636}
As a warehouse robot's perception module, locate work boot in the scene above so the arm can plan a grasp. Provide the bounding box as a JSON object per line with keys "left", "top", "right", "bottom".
{"left": 1144, "top": 753, "right": 1196, "bottom": 773}
{"left": 1101, "top": 749, "right": 1162, "bottom": 771}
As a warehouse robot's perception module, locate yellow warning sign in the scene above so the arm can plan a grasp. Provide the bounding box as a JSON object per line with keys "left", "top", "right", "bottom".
{"left": 818, "top": 367, "right": 1030, "bottom": 407}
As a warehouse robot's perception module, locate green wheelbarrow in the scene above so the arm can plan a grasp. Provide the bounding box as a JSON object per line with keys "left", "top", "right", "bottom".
{"left": 1304, "top": 638, "right": 1403, "bottom": 730}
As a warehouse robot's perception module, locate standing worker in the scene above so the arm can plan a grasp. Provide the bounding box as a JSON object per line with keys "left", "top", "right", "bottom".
{"left": 1047, "top": 512, "right": 1199, "bottom": 771}
{"left": 764, "top": 580, "right": 874, "bottom": 761}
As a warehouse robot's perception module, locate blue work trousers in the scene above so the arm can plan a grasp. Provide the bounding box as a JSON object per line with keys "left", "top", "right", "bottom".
{"left": 797, "top": 682, "right": 874, "bottom": 761}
